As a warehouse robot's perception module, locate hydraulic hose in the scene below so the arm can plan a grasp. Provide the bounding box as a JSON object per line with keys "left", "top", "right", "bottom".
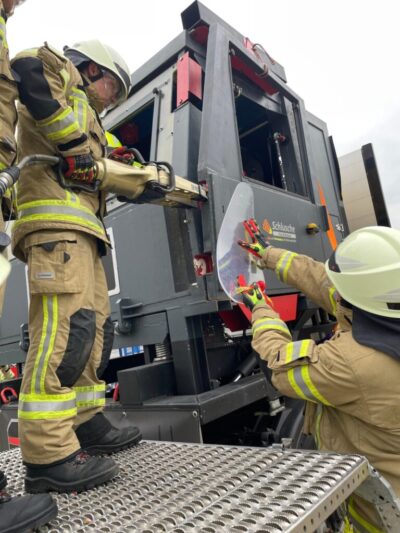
{"left": 0, "top": 155, "right": 60, "bottom": 198}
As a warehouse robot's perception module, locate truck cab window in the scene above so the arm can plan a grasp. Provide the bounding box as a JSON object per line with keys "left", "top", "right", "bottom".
{"left": 235, "top": 93, "right": 307, "bottom": 197}
{"left": 112, "top": 101, "right": 155, "bottom": 161}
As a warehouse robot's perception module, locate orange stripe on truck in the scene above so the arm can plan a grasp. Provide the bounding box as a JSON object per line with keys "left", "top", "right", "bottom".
{"left": 317, "top": 182, "right": 338, "bottom": 251}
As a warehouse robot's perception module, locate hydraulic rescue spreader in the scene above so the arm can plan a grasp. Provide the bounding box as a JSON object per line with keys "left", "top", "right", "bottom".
{"left": 0, "top": 153, "right": 208, "bottom": 208}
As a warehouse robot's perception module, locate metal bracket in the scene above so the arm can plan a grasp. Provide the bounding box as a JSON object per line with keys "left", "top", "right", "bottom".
{"left": 355, "top": 466, "right": 400, "bottom": 532}
{"left": 318, "top": 203, "right": 330, "bottom": 232}
{"left": 19, "top": 323, "right": 29, "bottom": 352}
{"left": 271, "top": 438, "right": 293, "bottom": 451}
{"left": 115, "top": 298, "right": 143, "bottom": 334}
{"left": 268, "top": 397, "right": 285, "bottom": 416}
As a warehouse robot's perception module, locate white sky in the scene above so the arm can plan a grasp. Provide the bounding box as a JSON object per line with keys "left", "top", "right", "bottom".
{"left": 8, "top": 0, "right": 400, "bottom": 227}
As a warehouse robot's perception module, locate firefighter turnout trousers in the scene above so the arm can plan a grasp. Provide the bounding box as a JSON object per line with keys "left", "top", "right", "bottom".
{"left": 18, "top": 230, "right": 114, "bottom": 465}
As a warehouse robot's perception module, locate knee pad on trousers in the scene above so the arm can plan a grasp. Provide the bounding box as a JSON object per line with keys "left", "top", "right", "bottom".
{"left": 96, "top": 316, "right": 114, "bottom": 379}
{"left": 56, "top": 308, "right": 96, "bottom": 387}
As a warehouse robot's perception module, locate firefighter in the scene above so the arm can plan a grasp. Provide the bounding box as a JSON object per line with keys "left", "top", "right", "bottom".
{"left": 238, "top": 222, "right": 400, "bottom": 532}
{"left": 0, "top": 0, "right": 18, "bottom": 320}
{"left": 0, "top": 1, "right": 59, "bottom": 529}
{"left": 10, "top": 40, "right": 141, "bottom": 493}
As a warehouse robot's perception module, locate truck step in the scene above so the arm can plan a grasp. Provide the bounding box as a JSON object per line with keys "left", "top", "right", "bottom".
{"left": 0, "top": 441, "right": 370, "bottom": 532}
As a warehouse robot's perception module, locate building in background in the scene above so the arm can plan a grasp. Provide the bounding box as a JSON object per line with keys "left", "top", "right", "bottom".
{"left": 339, "top": 143, "right": 390, "bottom": 232}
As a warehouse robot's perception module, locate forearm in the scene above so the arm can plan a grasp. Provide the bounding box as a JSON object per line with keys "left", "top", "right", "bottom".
{"left": 251, "top": 304, "right": 310, "bottom": 401}
{"left": 251, "top": 305, "right": 326, "bottom": 403}
{"left": 251, "top": 304, "right": 293, "bottom": 366}
{"left": 260, "top": 247, "right": 337, "bottom": 315}
{"left": 251, "top": 303, "right": 359, "bottom": 408}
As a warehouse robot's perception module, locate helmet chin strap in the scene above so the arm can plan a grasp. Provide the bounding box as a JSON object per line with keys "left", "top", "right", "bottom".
{"left": 87, "top": 72, "right": 104, "bottom": 84}
{"left": 81, "top": 71, "right": 104, "bottom": 86}
{"left": 80, "top": 72, "right": 106, "bottom": 114}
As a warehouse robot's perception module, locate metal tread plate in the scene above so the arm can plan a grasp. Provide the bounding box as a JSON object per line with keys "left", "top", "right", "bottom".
{"left": 0, "top": 441, "right": 369, "bottom": 532}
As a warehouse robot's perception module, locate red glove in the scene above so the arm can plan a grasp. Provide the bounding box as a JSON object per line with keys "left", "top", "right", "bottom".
{"left": 108, "top": 146, "right": 136, "bottom": 165}
{"left": 235, "top": 278, "right": 273, "bottom": 311}
{"left": 238, "top": 218, "right": 270, "bottom": 259}
{"left": 62, "top": 154, "right": 97, "bottom": 183}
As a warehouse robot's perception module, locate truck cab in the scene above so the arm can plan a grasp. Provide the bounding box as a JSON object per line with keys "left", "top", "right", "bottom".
{"left": 0, "top": 1, "right": 347, "bottom": 449}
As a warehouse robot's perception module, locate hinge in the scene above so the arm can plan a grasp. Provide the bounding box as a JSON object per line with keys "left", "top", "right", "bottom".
{"left": 115, "top": 298, "right": 143, "bottom": 334}
{"left": 19, "top": 323, "right": 29, "bottom": 352}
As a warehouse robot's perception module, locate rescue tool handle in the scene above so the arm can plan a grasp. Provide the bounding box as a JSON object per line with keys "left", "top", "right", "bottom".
{"left": 147, "top": 161, "right": 176, "bottom": 194}
{"left": 0, "top": 155, "right": 60, "bottom": 198}
{"left": 55, "top": 159, "right": 100, "bottom": 193}
{"left": 128, "top": 148, "right": 146, "bottom": 165}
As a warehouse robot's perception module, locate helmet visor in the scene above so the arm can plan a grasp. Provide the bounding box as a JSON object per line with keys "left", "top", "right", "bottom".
{"left": 101, "top": 70, "right": 124, "bottom": 107}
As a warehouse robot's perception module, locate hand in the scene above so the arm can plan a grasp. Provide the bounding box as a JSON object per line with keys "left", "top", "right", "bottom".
{"left": 62, "top": 154, "right": 97, "bottom": 183}
{"left": 108, "top": 146, "right": 136, "bottom": 165}
{"left": 238, "top": 218, "right": 270, "bottom": 259}
{"left": 235, "top": 280, "right": 265, "bottom": 311}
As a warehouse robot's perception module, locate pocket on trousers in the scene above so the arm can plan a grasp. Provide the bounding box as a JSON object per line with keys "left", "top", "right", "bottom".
{"left": 28, "top": 238, "right": 84, "bottom": 294}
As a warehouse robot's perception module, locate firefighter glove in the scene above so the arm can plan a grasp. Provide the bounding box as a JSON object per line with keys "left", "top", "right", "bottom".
{"left": 236, "top": 280, "right": 265, "bottom": 311}
{"left": 62, "top": 154, "right": 97, "bottom": 184}
{"left": 238, "top": 218, "right": 270, "bottom": 259}
{"left": 108, "top": 146, "right": 136, "bottom": 165}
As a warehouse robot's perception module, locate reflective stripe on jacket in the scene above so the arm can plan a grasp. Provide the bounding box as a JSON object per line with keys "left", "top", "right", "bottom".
{"left": 253, "top": 247, "right": 400, "bottom": 532}
{"left": 15, "top": 197, "right": 106, "bottom": 239}
{"left": 11, "top": 44, "right": 108, "bottom": 260}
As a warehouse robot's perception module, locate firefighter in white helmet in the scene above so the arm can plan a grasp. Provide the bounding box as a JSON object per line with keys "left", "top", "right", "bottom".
{"left": 238, "top": 223, "right": 400, "bottom": 532}
{"left": 11, "top": 39, "right": 141, "bottom": 494}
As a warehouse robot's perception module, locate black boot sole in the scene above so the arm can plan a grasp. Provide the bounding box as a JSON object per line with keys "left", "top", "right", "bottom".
{"left": 3, "top": 499, "right": 58, "bottom": 533}
{"left": 25, "top": 463, "right": 119, "bottom": 494}
{"left": 0, "top": 473, "right": 7, "bottom": 490}
{"left": 84, "top": 431, "right": 142, "bottom": 455}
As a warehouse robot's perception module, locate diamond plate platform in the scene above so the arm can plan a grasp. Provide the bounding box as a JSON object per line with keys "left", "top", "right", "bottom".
{"left": 0, "top": 441, "right": 370, "bottom": 532}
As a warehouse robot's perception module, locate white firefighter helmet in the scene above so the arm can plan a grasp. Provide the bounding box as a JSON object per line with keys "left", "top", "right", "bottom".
{"left": 325, "top": 226, "right": 400, "bottom": 318}
{"left": 64, "top": 40, "right": 130, "bottom": 106}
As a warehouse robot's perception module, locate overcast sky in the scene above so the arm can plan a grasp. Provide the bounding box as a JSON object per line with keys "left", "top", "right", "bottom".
{"left": 8, "top": 0, "right": 400, "bottom": 228}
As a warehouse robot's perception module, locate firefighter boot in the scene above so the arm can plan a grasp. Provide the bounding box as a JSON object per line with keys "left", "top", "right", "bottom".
{"left": 0, "top": 470, "right": 6, "bottom": 490}
{"left": 25, "top": 451, "right": 119, "bottom": 493}
{"left": 76, "top": 412, "right": 142, "bottom": 455}
{"left": 0, "top": 490, "right": 58, "bottom": 533}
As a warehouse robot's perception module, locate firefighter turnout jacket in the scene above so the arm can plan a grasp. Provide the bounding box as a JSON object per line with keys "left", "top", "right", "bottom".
{"left": 0, "top": 0, "right": 17, "bottom": 171}
{"left": 11, "top": 43, "right": 109, "bottom": 261}
{"left": 253, "top": 247, "right": 400, "bottom": 532}
{"left": 0, "top": 0, "right": 17, "bottom": 314}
